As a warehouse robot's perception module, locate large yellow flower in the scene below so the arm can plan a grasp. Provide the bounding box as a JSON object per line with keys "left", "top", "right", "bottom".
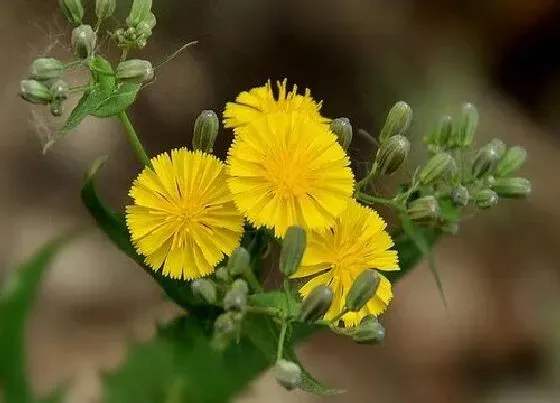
{"left": 126, "top": 148, "right": 244, "bottom": 279}
{"left": 292, "top": 200, "right": 400, "bottom": 327}
{"left": 227, "top": 111, "right": 354, "bottom": 238}
{"left": 223, "top": 79, "right": 329, "bottom": 134}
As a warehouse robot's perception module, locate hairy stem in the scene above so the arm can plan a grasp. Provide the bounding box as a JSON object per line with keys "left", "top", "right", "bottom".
{"left": 118, "top": 111, "right": 151, "bottom": 167}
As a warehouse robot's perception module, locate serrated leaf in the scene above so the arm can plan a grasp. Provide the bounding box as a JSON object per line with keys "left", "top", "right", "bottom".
{"left": 248, "top": 292, "right": 300, "bottom": 317}
{"left": 92, "top": 83, "right": 142, "bottom": 118}
{"left": 89, "top": 56, "right": 116, "bottom": 94}
{"left": 0, "top": 233, "right": 76, "bottom": 403}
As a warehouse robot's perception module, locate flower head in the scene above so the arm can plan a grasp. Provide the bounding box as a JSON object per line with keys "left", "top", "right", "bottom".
{"left": 126, "top": 148, "right": 244, "bottom": 279}
{"left": 292, "top": 200, "right": 399, "bottom": 327}
{"left": 223, "top": 79, "right": 329, "bottom": 134}
{"left": 227, "top": 111, "right": 354, "bottom": 238}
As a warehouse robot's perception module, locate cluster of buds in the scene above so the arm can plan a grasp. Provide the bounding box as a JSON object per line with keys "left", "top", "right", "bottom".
{"left": 20, "top": 58, "right": 69, "bottom": 116}
{"left": 114, "top": 0, "right": 156, "bottom": 50}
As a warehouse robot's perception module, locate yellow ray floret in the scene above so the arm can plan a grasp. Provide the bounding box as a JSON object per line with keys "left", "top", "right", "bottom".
{"left": 126, "top": 148, "right": 244, "bottom": 280}
{"left": 223, "top": 79, "right": 329, "bottom": 134}
{"left": 227, "top": 111, "right": 354, "bottom": 238}
{"left": 292, "top": 200, "right": 400, "bottom": 327}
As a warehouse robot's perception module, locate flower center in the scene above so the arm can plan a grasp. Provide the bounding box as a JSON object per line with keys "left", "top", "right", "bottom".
{"left": 265, "top": 151, "right": 309, "bottom": 198}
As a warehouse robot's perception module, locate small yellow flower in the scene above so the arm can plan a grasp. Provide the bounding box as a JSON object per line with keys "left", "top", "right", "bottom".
{"left": 223, "top": 79, "right": 329, "bottom": 134}
{"left": 126, "top": 148, "right": 244, "bottom": 279}
{"left": 227, "top": 111, "right": 354, "bottom": 238}
{"left": 292, "top": 200, "right": 400, "bottom": 327}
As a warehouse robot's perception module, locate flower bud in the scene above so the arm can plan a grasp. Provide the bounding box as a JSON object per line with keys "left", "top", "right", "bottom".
{"left": 489, "top": 177, "right": 531, "bottom": 199}
{"left": 96, "top": 0, "right": 116, "bottom": 21}
{"left": 192, "top": 110, "right": 219, "bottom": 153}
{"left": 432, "top": 115, "right": 453, "bottom": 148}
{"left": 71, "top": 25, "right": 96, "bottom": 59}
{"left": 495, "top": 146, "right": 527, "bottom": 177}
{"left": 191, "top": 278, "right": 218, "bottom": 305}
{"left": 418, "top": 152, "right": 456, "bottom": 184}
{"left": 451, "top": 185, "right": 469, "bottom": 207}
{"left": 299, "top": 285, "right": 333, "bottom": 323}
{"left": 214, "top": 266, "right": 230, "bottom": 283}
{"left": 379, "top": 101, "right": 413, "bottom": 143}
{"left": 330, "top": 117, "right": 353, "bottom": 151}
{"left": 374, "top": 135, "right": 410, "bottom": 176}
{"left": 20, "top": 80, "right": 52, "bottom": 105}
{"left": 227, "top": 247, "right": 251, "bottom": 277}
{"left": 126, "top": 0, "right": 153, "bottom": 27}
{"left": 212, "top": 312, "right": 239, "bottom": 350}
{"left": 30, "top": 58, "right": 64, "bottom": 81}
{"left": 489, "top": 138, "right": 507, "bottom": 159}
{"left": 59, "top": 0, "right": 83, "bottom": 25}
{"left": 475, "top": 189, "right": 498, "bottom": 209}
{"left": 136, "top": 12, "right": 156, "bottom": 37}
{"left": 451, "top": 102, "right": 478, "bottom": 147}
{"left": 407, "top": 196, "right": 439, "bottom": 221}
{"left": 116, "top": 59, "right": 154, "bottom": 83}
{"left": 50, "top": 79, "right": 69, "bottom": 101}
{"left": 274, "top": 359, "right": 302, "bottom": 391}
{"left": 50, "top": 100, "right": 63, "bottom": 117}
{"left": 223, "top": 279, "right": 248, "bottom": 311}
{"left": 471, "top": 141, "right": 502, "bottom": 178}
{"left": 280, "top": 226, "right": 306, "bottom": 277}
{"left": 345, "top": 270, "right": 380, "bottom": 312}
{"left": 352, "top": 315, "right": 385, "bottom": 344}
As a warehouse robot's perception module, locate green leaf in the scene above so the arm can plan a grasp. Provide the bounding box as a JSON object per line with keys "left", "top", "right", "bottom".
{"left": 0, "top": 233, "right": 76, "bottom": 403}
{"left": 248, "top": 292, "right": 300, "bottom": 317}
{"left": 92, "top": 83, "right": 142, "bottom": 118}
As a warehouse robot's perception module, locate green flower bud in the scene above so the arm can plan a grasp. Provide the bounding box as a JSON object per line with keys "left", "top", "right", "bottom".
{"left": 471, "top": 140, "right": 503, "bottom": 178}
{"left": 475, "top": 189, "right": 499, "bottom": 209}
{"left": 379, "top": 101, "right": 413, "bottom": 143}
{"left": 214, "top": 266, "right": 230, "bottom": 283}
{"left": 425, "top": 115, "right": 453, "bottom": 150}
{"left": 126, "top": 0, "right": 153, "bottom": 27}
{"left": 59, "top": 0, "right": 84, "bottom": 25}
{"left": 274, "top": 359, "right": 302, "bottom": 391}
{"left": 407, "top": 196, "right": 439, "bottom": 221}
{"left": 451, "top": 185, "right": 469, "bottom": 207}
{"left": 418, "top": 152, "right": 456, "bottom": 184}
{"left": 71, "top": 25, "right": 96, "bottom": 59}
{"left": 223, "top": 279, "right": 248, "bottom": 311}
{"left": 136, "top": 12, "right": 156, "bottom": 37}
{"left": 192, "top": 110, "right": 219, "bottom": 153}
{"left": 191, "top": 278, "right": 218, "bottom": 305}
{"left": 352, "top": 315, "right": 385, "bottom": 344}
{"left": 345, "top": 269, "right": 380, "bottom": 312}
{"left": 212, "top": 312, "right": 239, "bottom": 350}
{"left": 227, "top": 247, "right": 251, "bottom": 277}
{"left": 374, "top": 135, "right": 410, "bottom": 176}
{"left": 20, "top": 80, "right": 52, "bottom": 105}
{"left": 451, "top": 102, "right": 478, "bottom": 147}
{"left": 279, "top": 226, "right": 306, "bottom": 277}
{"left": 330, "top": 117, "right": 353, "bottom": 151}
{"left": 30, "top": 58, "right": 64, "bottom": 81}
{"left": 489, "top": 177, "right": 531, "bottom": 199}
{"left": 50, "top": 79, "right": 69, "bottom": 101}
{"left": 96, "top": 0, "right": 116, "bottom": 21}
{"left": 50, "top": 100, "right": 63, "bottom": 117}
{"left": 489, "top": 138, "right": 507, "bottom": 159}
{"left": 495, "top": 146, "right": 527, "bottom": 177}
{"left": 299, "top": 285, "right": 333, "bottom": 323}
{"left": 116, "top": 59, "right": 154, "bottom": 83}
{"left": 441, "top": 220, "right": 459, "bottom": 235}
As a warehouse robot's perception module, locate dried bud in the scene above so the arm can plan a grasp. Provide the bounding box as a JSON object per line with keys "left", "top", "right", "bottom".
{"left": 50, "top": 100, "right": 63, "bottom": 117}
{"left": 495, "top": 146, "right": 527, "bottom": 177}
{"left": 30, "top": 58, "right": 64, "bottom": 81}
{"left": 20, "top": 80, "right": 52, "bottom": 105}
{"left": 330, "top": 117, "right": 353, "bottom": 151}
{"left": 126, "top": 0, "right": 153, "bottom": 27}
{"left": 451, "top": 102, "right": 478, "bottom": 147}
{"left": 407, "top": 196, "right": 439, "bottom": 221}
{"left": 451, "top": 185, "right": 469, "bottom": 207}
{"left": 71, "top": 25, "right": 96, "bottom": 59}
{"left": 475, "top": 189, "right": 499, "bottom": 209}
{"left": 379, "top": 101, "right": 413, "bottom": 143}
{"left": 116, "top": 59, "right": 154, "bottom": 83}
{"left": 352, "top": 315, "right": 385, "bottom": 344}
{"left": 227, "top": 247, "right": 251, "bottom": 277}
{"left": 345, "top": 270, "right": 380, "bottom": 312}
{"left": 214, "top": 266, "right": 230, "bottom": 283}
{"left": 223, "top": 279, "right": 248, "bottom": 311}
{"left": 274, "top": 359, "right": 302, "bottom": 391}
{"left": 280, "top": 226, "right": 306, "bottom": 277}
{"left": 418, "top": 152, "right": 456, "bottom": 184}
{"left": 299, "top": 285, "right": 333, "bottom": 323}
{"left": 471, "top": 141, "right": 503, "bottom": 178}
{"left": 191, "top": 278, "right": 218, "bottom": 305}
{"left": 59, "top": 0, "right": 84, "bottom": 25}
{"left": 96, "top": 0, "right": 116, "bottom": 21}
{"left": 489, "top": 177, "right": 531, "bottom": 199}
{"left": 192, "top": 110, "right": 219, "bottom": 153}
{"left": 374, "top": 135, "right": 410, "bottom": 176}
{"left": 50, "top": 79, "right": 69, "bottom": 101}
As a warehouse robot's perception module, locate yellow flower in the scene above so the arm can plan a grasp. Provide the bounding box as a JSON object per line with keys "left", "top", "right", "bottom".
{"left": 223, "top": 79, "right": 329, "bottom": 134}
{"left": 126, "top": 148, "right": 244, "bottom": 279}
{"left": 292, "top": 200, "right": 399, "bottom": 327}
{"left": 227, "top": 111, "right": 354, "bottom": 238}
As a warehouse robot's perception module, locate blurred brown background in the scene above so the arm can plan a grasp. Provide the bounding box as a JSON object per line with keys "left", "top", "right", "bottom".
{"left": 2, "top": 0, "right": 560, "bottom": 402}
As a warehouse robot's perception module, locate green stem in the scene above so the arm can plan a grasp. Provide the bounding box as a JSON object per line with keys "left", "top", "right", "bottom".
{"left": 276, "top": 321, "right": 288, "bottom": 361}
{"left": 355, "top": 168, "right": 378, "bottom": 193}
{"left": 244, "top": 269, "right": 263, "bottom": 293}
{"left": 118, "top": 111, "right": 151, "bottom": 166}
{"left": 63, "top": 60, "right": 84, "bottom": 70}
{"left": 329, "top": 308, "right": 348, "bottom": 325}
{"left": 245, "top": 305, "right": 282, "bottom": 317}
{"left": 356, "top": 192, "right": 395, "bottom": 207}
